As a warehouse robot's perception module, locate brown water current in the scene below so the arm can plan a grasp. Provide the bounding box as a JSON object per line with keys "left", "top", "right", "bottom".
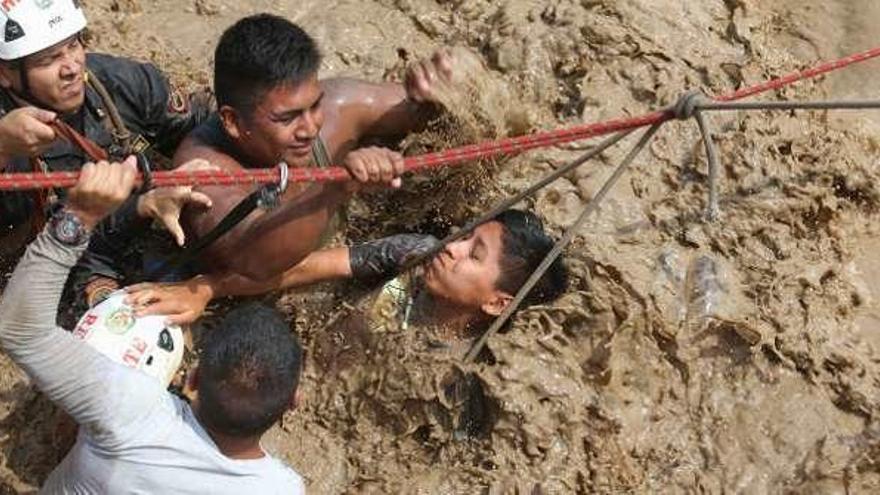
{"left": 0, "top": 0, "right": 879, "bottom": 493}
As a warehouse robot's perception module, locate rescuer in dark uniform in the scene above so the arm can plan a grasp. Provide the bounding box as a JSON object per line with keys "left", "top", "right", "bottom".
{"left": 0, "top": 0, "right": 215, "bottom": 315}
{"left": 0, "top": 0, "right": 213, "bottom": 241}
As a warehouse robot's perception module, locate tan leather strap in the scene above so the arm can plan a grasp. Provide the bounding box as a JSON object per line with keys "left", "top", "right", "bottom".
{"left": 86, "top": 70, "right": 133, "bottom": 152}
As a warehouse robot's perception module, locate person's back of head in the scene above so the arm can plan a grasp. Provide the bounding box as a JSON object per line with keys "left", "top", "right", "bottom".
{"left": 214, "top": 13, "right": 321, "bottom": 117}
{"left": 196, "top": 303, "right": 303, "bottom": 438}
{"left": 493, "top": 209, "right": 568, "bottom": 307}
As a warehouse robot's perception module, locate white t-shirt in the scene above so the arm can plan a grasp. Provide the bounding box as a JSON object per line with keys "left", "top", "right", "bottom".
{"left": 0, "top": 232, "right": 305, "bottom": 494}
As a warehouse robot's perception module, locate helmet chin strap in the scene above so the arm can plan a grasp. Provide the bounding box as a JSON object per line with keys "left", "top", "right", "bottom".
{"left": 16, "top": 60, "right": 37, "bottom": 105}
{"left": 5, "top": 59, "right": 53, "bottom": 112}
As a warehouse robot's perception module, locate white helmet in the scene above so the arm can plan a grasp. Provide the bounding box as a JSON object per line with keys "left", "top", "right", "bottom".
{"left": 72, "top": 291, "right": 185, "bottom": 388}
{"left": 0, "top": 0, "right": 87, "bottom": 61}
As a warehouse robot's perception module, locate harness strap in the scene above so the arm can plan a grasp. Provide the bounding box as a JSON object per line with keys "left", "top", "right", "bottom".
{"left": 145, "top": 187, "right": 265, "bottom": 280}
{"left": 145, "top": 160, "right": 291, "bottom": 281}
{"left": 140, "top": 134, "right": 326, "bottom": 282}
{"left": 86, "top": 70, "right": 134, "bottom": 154}
{"left": 310, "top": 135, "right": 332, "bottom": 168}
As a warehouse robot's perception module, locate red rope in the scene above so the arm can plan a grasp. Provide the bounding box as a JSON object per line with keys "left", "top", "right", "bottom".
{"left": 2, "top": 45, "right": 879, "bottom": 192}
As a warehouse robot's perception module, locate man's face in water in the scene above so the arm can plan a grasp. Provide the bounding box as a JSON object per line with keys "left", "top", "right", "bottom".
{"left": 232, "top": 74, "right": 325, "bottom": 168}
{"left": 0, "top": 36, "right": 86, "bottom": 114}
{"left": 423, "top": 221, "right": 512, "bottom": 316}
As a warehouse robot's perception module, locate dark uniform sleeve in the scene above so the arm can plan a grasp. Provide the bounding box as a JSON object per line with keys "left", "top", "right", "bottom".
{"left": 85, "top": 53, "right": 214, "bottom": 157}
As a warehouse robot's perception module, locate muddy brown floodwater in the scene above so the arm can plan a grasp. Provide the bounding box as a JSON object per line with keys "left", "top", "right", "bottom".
{"left": 1, "top": 0, "right": 880, "bottom": 493}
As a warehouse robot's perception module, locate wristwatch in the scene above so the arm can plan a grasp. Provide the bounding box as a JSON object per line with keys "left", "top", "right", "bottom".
{"left": 49, "top": 208, "right": 90, "bottom": 246}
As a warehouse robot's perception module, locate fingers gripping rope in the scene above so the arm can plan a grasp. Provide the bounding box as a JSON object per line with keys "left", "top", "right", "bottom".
{"left": 2, "top": 45, "right": 880, "bottom": 193}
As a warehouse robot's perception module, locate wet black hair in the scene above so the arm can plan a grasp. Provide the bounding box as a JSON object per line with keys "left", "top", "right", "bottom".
{"left": 214, "top": 13, "right": 321, "bottom": 118}
{"left": 492, "top": 210, "right": 568, "bottom": 306}
{"left": 196, "top": 303, "right": 303, "bottom": 438}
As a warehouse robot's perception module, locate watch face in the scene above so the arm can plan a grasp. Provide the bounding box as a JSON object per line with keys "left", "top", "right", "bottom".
{"left": 51, "top": 210, "right": 86, "bottom": 245}
{"left": 57, "top": 217, "right": 79, "bottom": 242}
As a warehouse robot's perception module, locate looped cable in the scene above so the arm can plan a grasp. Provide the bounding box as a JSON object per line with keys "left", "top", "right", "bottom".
{"left": 670, "top": 90, "right": 707, "bottom": 120}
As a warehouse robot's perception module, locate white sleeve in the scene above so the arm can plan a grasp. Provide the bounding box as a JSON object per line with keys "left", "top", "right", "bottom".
{"left": 0, "top": 229, "right": 165, "bottom": 448}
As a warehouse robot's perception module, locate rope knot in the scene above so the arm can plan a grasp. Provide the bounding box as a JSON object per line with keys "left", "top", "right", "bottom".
{"left": 670, "top": 91, "right": 707, "bottom": 120}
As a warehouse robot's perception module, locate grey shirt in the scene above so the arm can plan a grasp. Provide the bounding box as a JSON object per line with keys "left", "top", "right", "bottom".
{"left": 0, "top": 229, "right": 304, "bottom": 494}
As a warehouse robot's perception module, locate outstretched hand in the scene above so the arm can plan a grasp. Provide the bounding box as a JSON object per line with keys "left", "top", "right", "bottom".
{"left": 137, "top": 159, "right": 216, "bottom": 245}
{"left": 404, "top": 48, "right": 456, "bottom": 104}
{"left": 349, "top": 233, "right": 439, "bottom": 283}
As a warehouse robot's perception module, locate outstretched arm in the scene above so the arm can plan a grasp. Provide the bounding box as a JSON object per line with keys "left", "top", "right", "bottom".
{"left": 126, "top": 247, "right": 352, "bottom": 325}
{"left": 319, "top": 49, "right": 457, "bottom": 146}
{"left": 319, "top": 78, "right": 427, "bottom": 144}
{"left": 0, "top": 159, "right": 166, "bottom": 447}
{"left": 126, "top": 234, "right": 438, "bottom": 325}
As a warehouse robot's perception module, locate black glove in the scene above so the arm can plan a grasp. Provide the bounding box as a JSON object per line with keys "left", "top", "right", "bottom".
{"left": 349, "top": 234, "right": 439, "bottom": 284}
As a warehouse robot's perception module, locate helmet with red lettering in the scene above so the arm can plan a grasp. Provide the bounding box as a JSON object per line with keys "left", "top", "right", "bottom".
{"left": 0, "top": 0, "right": 87, "bottom": 61}
{"left": 73, "top": 291, "right": 185, "bottom": 387}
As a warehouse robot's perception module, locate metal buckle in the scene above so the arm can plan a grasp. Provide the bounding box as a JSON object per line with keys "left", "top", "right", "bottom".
{"left": 257, "top": 162, "right": 289, "bottom": 209}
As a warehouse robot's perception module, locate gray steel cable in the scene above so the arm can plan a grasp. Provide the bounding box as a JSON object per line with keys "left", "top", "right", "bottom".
{"left": 463, "top": 123, "right": 663, "bottom": 363}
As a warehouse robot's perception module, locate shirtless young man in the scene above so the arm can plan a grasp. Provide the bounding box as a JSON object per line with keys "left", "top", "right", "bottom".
{"left": 66, "top": 13, "right": 461, "bottom": 311}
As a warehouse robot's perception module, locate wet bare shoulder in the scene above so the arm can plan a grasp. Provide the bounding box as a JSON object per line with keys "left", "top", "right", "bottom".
{"left": 172, "top": 134, "right": 244, "bottom": 173}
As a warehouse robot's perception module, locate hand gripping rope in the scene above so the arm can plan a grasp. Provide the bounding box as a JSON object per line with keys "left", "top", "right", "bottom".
{"left": 3, "top": 46, "right": 879, "bottom": 362}
{"left": 2, "top": 46, "right": 879, "bottom": 194}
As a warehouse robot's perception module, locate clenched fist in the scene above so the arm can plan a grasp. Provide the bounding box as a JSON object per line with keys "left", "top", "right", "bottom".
{"left": 343, "top": 146, "right": 405, "bottom": 190}
{"left": 0, "top": 107, "right": 57, "bottom": 165}
{"left": 67, "top": 157, "right": 138, "bottom": 230}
